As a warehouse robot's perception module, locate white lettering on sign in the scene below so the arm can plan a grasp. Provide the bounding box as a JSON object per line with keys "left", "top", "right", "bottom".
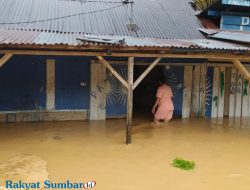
{"left": 241, "top": 17, "right": 250, "bottom": 25}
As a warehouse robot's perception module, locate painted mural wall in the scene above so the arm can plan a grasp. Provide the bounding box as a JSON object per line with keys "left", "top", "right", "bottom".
{"left": 3, "top": 55, "right": 247, "bottom": 120}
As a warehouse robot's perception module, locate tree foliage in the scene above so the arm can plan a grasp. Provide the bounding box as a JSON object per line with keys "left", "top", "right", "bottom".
{"left": 193, "top": 0, "right": 218, "bottom": 11}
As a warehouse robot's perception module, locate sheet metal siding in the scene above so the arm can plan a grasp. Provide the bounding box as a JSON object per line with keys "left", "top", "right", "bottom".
{"left": 211, "top": 31, "right": 250, "bottom": 43}
{"left": 221, "top": 14, "right": 250, "bottom": 32}
{"left": 55, "top": 56, "right": 91, "bottom": 110}
{"left": 0, "top": 0, "right": 204, "bottom": 39}
{"left": 0, "top": 55, "right": 46, "bottom": 111}
{"left": 222, "top": 0, "right": 250, "bottom": 7}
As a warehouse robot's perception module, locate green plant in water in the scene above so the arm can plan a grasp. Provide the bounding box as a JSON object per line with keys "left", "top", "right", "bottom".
{"left": 171, "top": 158, "right": 195, "bottom": 170}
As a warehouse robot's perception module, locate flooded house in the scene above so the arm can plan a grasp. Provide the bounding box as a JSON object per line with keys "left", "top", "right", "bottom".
{"left": 0, "top": 0, "right": 250, "bottom": 144}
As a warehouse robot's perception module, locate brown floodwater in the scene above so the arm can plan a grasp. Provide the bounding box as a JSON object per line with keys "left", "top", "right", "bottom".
{"left": 1, "top": 117, "right": 250, "bottom": 190}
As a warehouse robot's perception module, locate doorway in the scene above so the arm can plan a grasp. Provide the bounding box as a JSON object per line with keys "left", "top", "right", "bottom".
{"left": 133, "top": 65, "right": 164, "bottom": 116}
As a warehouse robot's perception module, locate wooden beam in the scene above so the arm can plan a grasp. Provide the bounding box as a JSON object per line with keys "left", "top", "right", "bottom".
{"left": 92, "top": 60, "right": 237, "bottom": 67}
{"left": 0, "top": 53, "right": 13, "bottom": 67}
{"left": 97, "top": 56, "right": 128, "bottom": 89}
{"left": 133, "top": 57, "right": 161, "bottom": 90}
{"left": 232, "top": 59, "right": 250, "bottom": 81}
{"left": 126, "top": 57, "right": 134, "bottom": 144}
{"left": 2, "top": 50, "right": 250, "bottom": 61}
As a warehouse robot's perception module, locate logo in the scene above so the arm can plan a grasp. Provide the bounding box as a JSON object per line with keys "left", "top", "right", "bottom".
{"left": 83, "top": 181, "right": 96, "bottom": 189}
{"left": 4, "top": 180, "right": 96, "bottom": 189}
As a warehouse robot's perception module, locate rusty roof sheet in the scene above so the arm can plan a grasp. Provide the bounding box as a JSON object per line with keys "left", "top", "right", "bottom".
{"left": 211, "top": 30, "right": 250, "bottom": 44}
{"left": 0, "top": 28, "right": 249, "bottom": 51}
{"left": 198, "top": 28, "right": 250, "bottom": 44}
{"left": 0, "top": 0, "right": 204, "bottom": 39}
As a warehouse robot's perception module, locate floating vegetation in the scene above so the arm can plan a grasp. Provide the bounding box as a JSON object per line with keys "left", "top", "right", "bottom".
{"left": 171, "top": 158, "right": 195, "bottom": 170}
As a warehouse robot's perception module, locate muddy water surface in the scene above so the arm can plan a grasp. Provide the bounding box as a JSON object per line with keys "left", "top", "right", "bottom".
{"left": 0, "top": 118, "right": 250, "bottom": 190}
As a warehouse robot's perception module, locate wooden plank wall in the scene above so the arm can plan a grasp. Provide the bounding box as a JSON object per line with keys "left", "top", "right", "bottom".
{"left": 182, "top": 66, "right": 193, "bottom": 118}
{"left": 211, "top": 67, "right": 219, "bottom": 118}
{"left": 218, "top": 67, "right": 226, "bottom": 118}
{"left": 183, "top": 65, "right": 250, "bottom": 119}
{"left": 235, "top": 71, "right": 243, "bottom": 117}
{"left": 191, "top": 66, "right": 200, "bottom": 117}
{"left": 184, "top": 65, "right": 207, "bottom": 118}
{"left": 89, "top": 63, "right": 250, "bottom": 120}
{"left": 229, "top": 67, "right": 237, "bottom": 117}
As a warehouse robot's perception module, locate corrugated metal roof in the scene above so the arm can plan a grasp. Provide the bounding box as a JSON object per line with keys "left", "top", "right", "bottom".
{"left": 191, "top": 39, "right": 250, "bottom": 50}
{"left": 211, "top": 30, "right": 250, "bottom": 44}
{"left": 198, "top": 28, "right": 250, "bottom": 44}
{"left": 0, "top": 0, "right": 204, "bottom": 39}
{"left": 0, "top": 28, "right": 249, "bottom": 51}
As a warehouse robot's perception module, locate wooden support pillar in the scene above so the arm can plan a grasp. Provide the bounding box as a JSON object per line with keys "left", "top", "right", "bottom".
{"left": 199, "top": 64, "right": 207, "bottom": 117}
{"left": 191, "top": 65, "right": 201, "bottom": 117}
{"left": 0, "top": 53, "right": 13, "bottom": 67}
{"left": 126, "top": 57, "right": 134, "bottom": 144}
{"left": 182, "top": 66, "right": 193, "bottom": 118}
{"left": 229, "top": 67, "right": 237, "bottom": 118}
{"left": 211, "top": 67, "right": 219, "bottom": 118}
{"left": 46, "top": 59, "right": 55, "bottom": 110}
{"left": 218, "top": 67, "right": 226, "bottom": 117}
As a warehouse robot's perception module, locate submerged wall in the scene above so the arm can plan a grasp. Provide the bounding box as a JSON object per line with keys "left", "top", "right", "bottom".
{"left": 2, "top": 54, "right": 240, "bottom": 122}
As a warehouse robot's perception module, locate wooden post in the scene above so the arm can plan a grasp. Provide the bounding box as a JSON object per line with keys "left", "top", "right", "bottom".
{"left": 211, "top": 67, "right": 219, "bottom": 118}
{"left": 223, "top": 68, "right": 231, "bottom": 116}
{"left": 218, "top": 67, "right": 225, "bottom": 117}
{"left": 46, "top": 59, "right": 55, "bottom": 110}
{"left": 199, "top": 64, "right": 207, "bottom": 117}
{"left": 89, "top": 63, "right": 106, "bottom": 120}
{"left": 242, "top": 77, "right": 249, "bottom": 117}
{"left": 229, "top": 67, "right": 237, "bottom": 118}
{"left": 126, "top": 57, "right": 134, "bottom": 144}
{"left": 191, "top": 65, "right": 201, "bottom": 117}
{"left": 182, "top": 66, "right": 193, "bottom": 118}
{"left": 235, "top": 71, "right": 243, "bottom": 117}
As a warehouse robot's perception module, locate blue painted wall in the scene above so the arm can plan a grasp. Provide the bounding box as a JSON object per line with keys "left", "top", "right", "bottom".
{"left": 0, "top": 55, "right": 209, "bottom": 119}
{"left": 221, "top": 14, "right": 250, "bottom": 31}
{"left": 0, "top": 55, "right": 46, "bottom": 111}
{"left": 106, "top": 65, "right": 127, "bottom": 117}
{"left": 222, "top": 0, "right": 250, "bottom": 7}
{"left": 55, "top": 57, "right": 91, "bottom": 110}
{"left": 164, "top": 66, "right": 184, "bottom": 117}
{"left": 205, "top": 67, "right": 213, "bottom": 118}
{"left": 0, "top": 55, "right": 92, "bottom": 111}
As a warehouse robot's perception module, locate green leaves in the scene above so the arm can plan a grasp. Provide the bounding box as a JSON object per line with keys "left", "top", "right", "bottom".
{"left": 193, "top": 0, "right": 218, "bottom": 11}
{"left": 171, "top": 158, "right": 195, "bottom": 170}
